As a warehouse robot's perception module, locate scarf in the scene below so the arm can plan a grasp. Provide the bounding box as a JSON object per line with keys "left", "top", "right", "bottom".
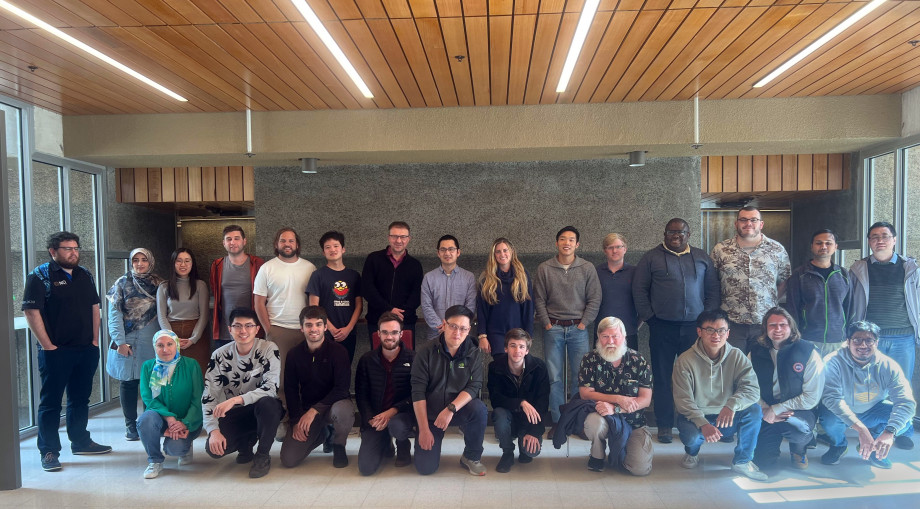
{"left": 106, "top": 248, "right": 163, "bottom": 334}
{"left": 149, "top": 330, "right": 181, "bottom": 398}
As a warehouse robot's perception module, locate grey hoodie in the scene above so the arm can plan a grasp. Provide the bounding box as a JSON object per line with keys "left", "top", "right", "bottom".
{"left": 821, "top": 347, "right": 916, "bottom": 431}
{"left": 672, "top": 338, "right": 760, "bottom": 428}
{"left": 533, "top": 255, "right": 602, "bottom": 327}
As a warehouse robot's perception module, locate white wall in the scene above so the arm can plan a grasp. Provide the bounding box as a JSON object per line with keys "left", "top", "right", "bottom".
{"left": 33, "top": 107, "right": 64, "bottom": 157}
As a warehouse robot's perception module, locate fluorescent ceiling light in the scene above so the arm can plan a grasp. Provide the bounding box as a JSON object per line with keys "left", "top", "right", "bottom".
{"left": 0, "top": 0, "right": 187, "bottom": 101}
{"left": 556, "top": 0, "right": 600, "bottom": 93}
{"left": 290, "top": 0, "right": 373, "bottom": 99}
{"left": 753, "top": 0, "right": 886, "bottom": 88}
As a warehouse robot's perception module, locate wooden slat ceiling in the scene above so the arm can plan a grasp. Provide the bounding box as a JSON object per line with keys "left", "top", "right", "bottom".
{"left": 1, "top": 0, "right": 918, "bottom": 115}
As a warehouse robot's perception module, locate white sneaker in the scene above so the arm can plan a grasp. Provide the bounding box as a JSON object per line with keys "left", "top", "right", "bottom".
{"left": 178, "top": 445, "right": 193, "bottom": 467}
{"left": 681, "top": 453, "right": 699, "bottom": 469}
{"left": 460, "top": 455, "right": 487, "bottom": 476}
{"left": 731, "top": 461, "right": 768, "bottom": 481}
{"left": 275, "top": 422, "right": 287, "bottom": 442}
{"left": 144, "top": 462, "right": 163, "bottom": 479}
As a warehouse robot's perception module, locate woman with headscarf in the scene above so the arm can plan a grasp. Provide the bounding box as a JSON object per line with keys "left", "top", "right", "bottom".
{"left": 157, "top": 248, "right": 210, "bottom": 378}
{"left": 106, "top": 248, "right": 163, "bottom": 441}
{"left": 137, "top": 330, "right": 203, "bottom": 479}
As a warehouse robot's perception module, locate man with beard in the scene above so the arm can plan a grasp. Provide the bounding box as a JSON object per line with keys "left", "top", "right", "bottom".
{"left": 23, "top": 231, "right": 112, "bottom": 472}
{"left": 711, "top": 206, "right": 791, "bottom": 353}
{"left": 818, "top": 321, "right": 916, "bottom": 468}
{"left": 355, "top": 312, "right": 416, "bottom": 475}
{"left": 254, "top": 227, "right": 316, "bottom": 439}
{"left": 210, "top": 225, "right": 264, "bottom": 349}
{"left": 578, "top": 317, "right": 653, "bottom": 475}
{"left": 280, "top": 306, "right": 354, "bottom": 469}
{"left": 363, "top": 221, "right": 424, "bottom": 340}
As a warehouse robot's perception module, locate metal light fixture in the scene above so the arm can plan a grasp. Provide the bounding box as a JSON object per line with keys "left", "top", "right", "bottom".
{"left": 629, "top": 151, "right": 646, "bottom": 167}
{"left": 301, "top": 158, "right": 318, "bottom": 174}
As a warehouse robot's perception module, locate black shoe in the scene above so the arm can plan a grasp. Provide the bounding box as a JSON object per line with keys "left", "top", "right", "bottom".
{"left": 236, "top": 447, "right": 255, "bottom": 464}
{"left": 895, "top": 435, "right": 914, "bottom": 450}
{"left": 657, "top": 431, "right": 673, "bottom": 444}
{"left": 72, "top": 440, "right": 112, "bottom": 455}
{"left": 383, "top": 438, "right": 395, "bottom": 458}
{"left": 496, "top": 451, "right": 514, "bottom": 473}
{"left": 394, "top": 439, "right": 411, "bottom": 467}
{"left": 332, "top": 444, "right": 348, "bottom": 468}
{"left": 821, "top": 446, "right": 847, "bottom": 465}
{"left": 41, "top": 452, "right": 62, "bottom": 472}
{"left": 249, "top": 453, "right": 271, "bottom": 478}
{"left": 518, "top": 452, "right": 533, "bottom": 464}
{"left": 587, "top": 456, "right": 605, "bottom": 472}
{"left": 719, "top": 435, "right": 734, "bottom": 443}
{"left": 322, "top": 425, "right": 334, "bottom": 453}
{"left": 125, "top": 426, "right": 139, "bottom": 441}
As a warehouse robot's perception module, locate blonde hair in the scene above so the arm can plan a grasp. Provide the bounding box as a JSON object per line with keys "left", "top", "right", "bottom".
{"left": 479, "top": 237, "right": 530, "bottom": 306}
{"left": 602, "top": 233, "right": 627, "bottom": 249}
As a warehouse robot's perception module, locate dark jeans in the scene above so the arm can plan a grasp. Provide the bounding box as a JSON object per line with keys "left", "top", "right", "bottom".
{"left": 205, "top": 397, "right": 284, "bottom": 459}
{"left": 415, "top": 399, "right": 488, "bottom": 475}
{"left": 358, "top": 412, "right": 414, "bottom": 476}
{"left": 727, "top": 321, "right": 761, "bottom": 354}
{"left": 120, "top": 379, "right": 141, "bottom": 429}
{"left": 492, "top": 407, "right": 542, "bottom": 457}
{"left": 37, "top": 346, "right": 99, "bottom": 455}
{"left": 676, "top": 404, "right": 763, "bottom": 464}
{"left": 280, "top": 399, "right": 355, "bottom": 467}
{"left": 753, "top": 409, "right": 816, "bottom": 466}
{"left": 647, "top": 318, "right": 697, "bottom": 431}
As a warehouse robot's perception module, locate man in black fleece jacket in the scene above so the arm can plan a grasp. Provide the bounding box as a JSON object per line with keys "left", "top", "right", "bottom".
{"left": 362, "top": 221, "right": 424, "bottom": 340}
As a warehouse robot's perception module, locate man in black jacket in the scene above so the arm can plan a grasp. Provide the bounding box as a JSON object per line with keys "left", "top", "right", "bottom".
{"left": 488, "top": 328, "right": 550, "bottom": 473}
{"left": 355, "top": 312, "right": 416, "bottom": 475}
{"left": 362, "top": 221, "right": 424, "bottom": 340}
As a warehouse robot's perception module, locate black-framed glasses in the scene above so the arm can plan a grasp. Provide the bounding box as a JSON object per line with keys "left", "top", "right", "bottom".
{"left": 665, "top": 230, "right": 689, "bottom": 236}
{"left": 230, "top": 323, "right": 259, "bottom": 331}
{"left": 701, "top": 327, "right": 730, "bottom": 335}
{"left": 849, "top": 337, "right": 877, "bottom": 346}
{"left": 737, "top": 218, "right": 762, "bottom": 224}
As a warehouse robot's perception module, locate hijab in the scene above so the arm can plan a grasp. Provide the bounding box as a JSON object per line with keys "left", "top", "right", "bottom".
{"left": 106, "top": 248, "right": 163, "bottom": 334}
{"left": 149, "top": 330, "right": 181, "bottom": 398}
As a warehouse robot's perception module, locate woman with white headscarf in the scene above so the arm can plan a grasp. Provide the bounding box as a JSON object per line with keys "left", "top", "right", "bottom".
{"left": 137, "top": 329, "right": 203, "bottom": 479}
{"left": 106, "top": 248, "right": 162, "bottom": 441}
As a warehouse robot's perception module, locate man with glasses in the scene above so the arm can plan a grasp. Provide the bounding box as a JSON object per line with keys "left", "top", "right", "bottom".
{"left": 711, "top": 206, "right": 791, "bottom": 353}
{"left": 818, "top": 321, "right": 916, "bottom": 468}
{"left": 633, "top": 218, "right": 720, "bottom": 444}
{"left": 421, "top": 235, "right": 477, "bottom": 341}
{"left": 23, "top": 231, "right": 112, "bottom": 472}
{"left": 363, "top": 221, "right": 424, "bottom": 340}
{"left": 673, "top": 309, "right": 766, "bottom": 481}
{"left": 411, "top": 305, "right": 488, "bottom": 475}
{"left": 597, "top": 233, "right": 639, "bottom": 351}
{"left": 848, "top": 221, "right": 918, "bottom": 450}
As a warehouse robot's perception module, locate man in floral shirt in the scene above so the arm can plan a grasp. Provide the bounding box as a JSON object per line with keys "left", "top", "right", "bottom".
{"left": 711, "top": 206, "right": 791, "bottom": 353}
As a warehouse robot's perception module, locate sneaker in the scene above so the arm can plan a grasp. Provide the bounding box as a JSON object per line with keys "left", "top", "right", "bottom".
{"left": 681, "top": 453, "right": 699, "bottom": 469}
{"left": 274, "top": 422, "right": 287, "bottom": 443}
{"left": 816, "top": 433, "right": 833, "bottom": 446}
{"left": 895, "top": 435, "right": 914, "bottom": 450}
{"left": 332, "top": 444, "right": 348, "bottom": 468}
{"left": 249, "top": 453, "right": 271, "bottom": 478}
{"left": 125, "top": 426, "right": 139, "bottom": 441}
{"left": 41, "top": 452, "right": 62, "bottom": 472}
{"left": 820, "top": 446, "right": 847, "bottom": 465}
{"left": 72, "top": 440, "right": 112, "bottom": 455}
{"left": 178, "top": 445, "right": 193, "bottom": 467}
{"left": 496, "top": 451, "right": 515, "bottom": 473}
{"left": 731, "top": 461, "right": 768, "bottom": 482}
{"left": 587, "top": 456, "right": 605, "bottom": 472}
{"left": 143, "top": 462, "right": 163, "bottom": 479}
{"left": 518, "top": 452, "right": 533, "bottom": 464}
{"left": 657, "top": 430, "right": 673, "bottom": 444}
{"left": 460, "top": 455, "right": 487, "bottom": 476}
{"left": 791, "top": 452, "right": 808, "bottom": 470}
{"left": 394, "top": 439, "right": 411, "bottom": 467}
{"left": 868, "top": 452, "right": 892, "bottom": 469}
{"left": 236, "top": 447, "right": 255, "bottom": 464}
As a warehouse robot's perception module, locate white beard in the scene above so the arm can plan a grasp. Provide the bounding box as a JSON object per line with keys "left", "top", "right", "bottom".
{"left": 598, "top": 343, "right": 627, "bottom": 364}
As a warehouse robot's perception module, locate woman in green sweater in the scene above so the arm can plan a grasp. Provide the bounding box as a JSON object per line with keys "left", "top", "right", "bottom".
{"left": 137, "top": 330, "right": 204, "bottom": 479}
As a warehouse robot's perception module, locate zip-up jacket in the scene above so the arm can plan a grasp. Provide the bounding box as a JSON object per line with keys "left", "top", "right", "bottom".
{"left": 487, "top": 353, "right": 551, "bottom": 438}
{"left": 283, "top": 338, "right": 351, "bottom": 424}
{"left": 355, "top": 341, "right": 415, "bottom": 431}
{"left": 533, "top": 255, "right": 602, "bottom": 326}
{"left": 750, "top": 339, "right": 824, "bottom": 414}
{"left": 632, "top": 244, "right": 720, "bottom": 323}
{"left": 785, "top": 262, "right": 850, "bottom": 344}
{"left": 410, "top": 334, "right": 483, "bottom": 421}
{"left": 362, "top": 248, "right": 424, "bottom": 327}
{"left": 209, "top": 254, "right": 265, "bottom": 339}
{"left": 848, "top": 255, "right": 920, "bottom": 346}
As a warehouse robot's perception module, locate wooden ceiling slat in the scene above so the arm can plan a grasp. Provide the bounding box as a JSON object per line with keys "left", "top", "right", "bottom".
{"left": 0, "top": 50, "right": 120, "bottom": 111}
{"left": 365, "top": 18, "right": 427, "bottom": 107}
{"left": 340, "top": 18, "right": 407, "bottom": 107}
{"left": 179, "top": 0, "right": 238, "bottom": 23}
{"left": 557, "top": 11, "right": 612, "bottom": 104}
{"left": 326, "top": 0, "right": 365, "bottom": 20}
{"left": 540, "top": 12, "right": 578, "bottom": 104}
{"left": 391, "top": 18, "right": 443, "bottom": 106}
{"left": 415, "top": 17, "right": 459, "bottom": 106}
{"left": 815, "top": 32, "right": 920, "bottom": 96}
{"left": 507, "top": 13, "right": 536, "bottom": 104}
{"left": 464, "top": 15, "right": 490, "bottom": 105}
{"left": 216, "top": 0, "right": 264, "bottom": 23}
{"left": 12, "top": 0, "right": 94, "bottom": 27}
{"left": 573, "top": 10, "right": 637, "bottom": 103}
{"left": 68, "top": 0, "right": 143, "bottom": 26}
{"left": 846, "top": 54, "right": 920, "bottom": 96}
{"left": 0, "top": 76, "right": 90, "bottom": 115}
{"left": 302, "top": 1, "right": 338, "bottom": 22}
{"left": 96, "top": 0, "right": 172, "bottom": 26}
{"left": 158, "top": 0, "right": 216, "bottom": 24}
{"left": 42, "top": 0, "right": 121, "bottom": 26}
{"left": 617, "top": 0, "right": 646, "bottom": 11}
{"left": 438, "top": 15, "right": 475, "bottom": 106}
{"left": 489, "top": 0, "right": 514, "bottom": 16}
{"left": 591, "top": 9, "right": 664, "bottom": 102}
{"left": 132, "top": 0, "right": 192, "bottom": 25}
{"left": 513, "top": 0, "right": 541, "bottom": 15}
{"left": 435, "top": 0, "right": 463, "bottom": 17}
{"left": 489, "top": 14, "right": 512, "bottom": 104}
{"left": 354, "top": 0, "right": 390, "bottom": 18}
{"left": 246, "top": 0, "right": 288, "bottom": 22}
{"left": 462, "top": 0, "right": 488, "bottom": 17}
{"left": 523, "top": 12, "right": 561, "bottom": 105}
{"left": 0, "top": 64, "right": 98, "bottom": 115}
{"left": 408, "top": 0, "right": 438, "bottom": 18}
{"left": 382, "top": 0, "right": 414, "bottom": 18}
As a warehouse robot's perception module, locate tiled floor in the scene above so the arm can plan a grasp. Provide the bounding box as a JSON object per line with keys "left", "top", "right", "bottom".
{"left": 1, "top": 408, "right": 918, "bottom": 508}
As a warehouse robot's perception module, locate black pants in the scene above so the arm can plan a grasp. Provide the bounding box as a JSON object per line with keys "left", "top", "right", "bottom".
{"left": 206, "top": 397, "right": 284, "bottom": 458}
{"left": 37, "top": 346, "right": 99, "bottom": 455}
{"left": 728, "top": 321, "right": 761, "bottom": 354}
{"left": 647, "top": 318, "right": 697, "bottom": 432}
{"left": 120, "top": 379, "right": 141, "bottom": 429}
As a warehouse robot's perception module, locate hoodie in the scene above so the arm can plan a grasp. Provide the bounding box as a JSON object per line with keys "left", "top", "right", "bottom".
{"left": 821, "top": 347, "right": 916, "bottom": 431}
{"left": 672, "top": 338, "right": 760, "bottom": 428}
{"left": 533, "top": 255, "right": 602, "bottom": 327}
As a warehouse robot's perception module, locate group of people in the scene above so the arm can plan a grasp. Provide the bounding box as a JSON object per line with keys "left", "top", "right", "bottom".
{"left": 22, "top": 206, "right": 918, "bottom": 483}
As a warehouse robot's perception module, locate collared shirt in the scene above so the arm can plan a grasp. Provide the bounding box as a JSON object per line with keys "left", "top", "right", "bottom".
{"left": 420, "top": 265, "right": 477, "bottom": 340}
{"left": 870, "top": 252, "right": 899, "bottom": 265}
{"left": 662, "top": 242, "right": 690, "bottom": 256}
{"left": 578, "top": 349, "right": 652, "bottom": 429}
{"left": 22, "top": 260, "right": 101, "bottom": 348}
{"left": 387, "top": 246, "right": 405, "bottom": 269}
{"left": 711, "top": 235, "right": 791, "bottom": 325}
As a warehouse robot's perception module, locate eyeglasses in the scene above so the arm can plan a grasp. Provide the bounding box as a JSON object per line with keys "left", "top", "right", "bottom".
{"left": 849, "top": 337, "right": 877, "bottom": 346}
{"left": 388, "top": 234, "right": 410, "bottom": 241}
{"left": 446, "top": 323, "right": 471, "bottom": 334}
{"left": 379, "top": 330, "right": 401, "bottom": 337}
{"left": 868, "top": 234, "right": 894, "bottom": 242}
{"left": 437, "top": 247, "right": 458, "bottom": 254}
{"left": 605, "top": 245, "right": 627, "bottom": 250}
{"left": 56, "top": 246, "right": 80, "bottom": 252}
{"left": 701, "top": 327, "right": 730, "bottom": 335}
{"left": 230, "top": 323, "right": 259, "bottom": 331}
{"left": 737, "top": 218, "right": 762, "bottom": 224}
{"left": 665, "top": 230, "right": 689, "bottom": 236}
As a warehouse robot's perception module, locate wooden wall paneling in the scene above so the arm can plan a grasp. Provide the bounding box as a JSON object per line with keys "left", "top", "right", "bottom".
{"left": 752, "top": 155, "right": 767, "bottom": 192}
{"left": 507, "top": 14, "right": 536, "bottom": 104}
{"left": 782, "top": 154, "right": 797, "bottom": 191}
{"left": 147, "top": 168, "right": 162, "bottom": 202}
{"left": 489, "top": 14, "right": 512, "bottom": 105}
{"left": 161, "top": 167, "right": 176, "bottom": 202}
{"left": 242, "top": 166, "right": 255, "bottom": 201}
{"left": 174, "top": 167, "right": 189, "bottom": 202}
{"left": 737, "top": 155, "right": 753, "bottom": 192}
{"left": 609, "top": 8, "right": 691, "bottom": 102}
{"left": 439, "top": 16, "right": 476, "bottom": 106}
{"left": 201, "top": 166, "right": 216, "bottom": 201}
{"left": 592, "top": 9, "right": 665, "bottom": 102}
{"left": 722, "top": 156, "right": 738, "bottom": 192}
{"left": 390, "top": 18, "right": 443, "bottom": 106}
{"left": 415, "top": 18, "right": 459, "bottom": 107}
{"left": 523, "top": 13, "right": 561, "bottom": 104}
{"left": 767, "top": 155, "right": 783, "bottom": 191}
{"left": 573, "top": 11, "right": 637, "bottom": 103}
{"left": 187, "top": 167, "right": 202, "bottom": 201}
{"left": 701, "top": 156, "right": 708, "bottom": 192}
{"left": 215, "top": 166, "right": 230, "bottom": 201}
{"left": 366, "top": 19, "right": 427, "bottom": 107}
{"left": 118, "top": 168, "right": 134, "bottom": 203}
{"left": 828, "top": 153, "right": 844, "bottom": 190}
{"left": 465, "top": 16, "right": 491, "bottom": 105}
{"left": 556, "top": 11, "right": 612, "bottom": 104}
{"left": 540, "top": 12, "right": 578, "bottom": 104}
{"left": 797, "top": 154, "right": 813, "bottom": 191}
{"left": 812, "top": 154, "right": 828, "bottom": 190}
{"left": 229, "top": 166, "right": 245, "bottom": 201}
{"left": 708, "top": 156, "right": 723, "bottom": 193}
{"left": 133, "top": 168, "right": 149, "bottom": 202}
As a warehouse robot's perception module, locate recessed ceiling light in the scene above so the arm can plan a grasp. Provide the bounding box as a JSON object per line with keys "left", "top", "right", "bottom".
{"left": 556, "top": 0, "right": 600, "bottom": 93}
{"left": 0, "top": 0, "right": 188, "bottom": 101}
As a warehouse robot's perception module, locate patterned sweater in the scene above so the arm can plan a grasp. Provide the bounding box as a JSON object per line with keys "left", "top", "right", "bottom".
{"left": 201, "top": 339, "right": 280, "bottom": 434}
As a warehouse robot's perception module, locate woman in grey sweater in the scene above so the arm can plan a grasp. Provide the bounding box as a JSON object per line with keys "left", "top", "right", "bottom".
{"left": 157, "top": 248, "right": 210, "bottom": 378}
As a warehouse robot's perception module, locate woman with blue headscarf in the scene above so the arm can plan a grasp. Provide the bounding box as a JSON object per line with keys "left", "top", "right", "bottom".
{"left": 137, "top": 329, "right": 203, "bottom": 479}
{"left": 106, "top": 248, "right": 163, "bottom": 441}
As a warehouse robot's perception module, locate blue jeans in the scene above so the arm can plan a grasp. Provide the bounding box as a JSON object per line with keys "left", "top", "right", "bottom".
{"left": 753, "top": 410, "right": 816, "bottom": 466}
{"left": 492, "top": 407, "right": 541, "bottom": 457}
{"left": 415, "top": 399, "right": 488, "bottom": 475}
{"left": 878, "top": 333, "right": 916, "bottom": 438}
{"left": 37, "top": 346, "right": 99, "bottom": 455}
{"left": 137, "top": 409, "right": 199, "bottom": 464}
{"left": 818, "top": 401, "right": 911, "bottom": 448}
{"left": 676, "top": 404, "right": 763, "bottom": 464}
{"left": 544, "top": 324, "right": 590, "bottom": 422}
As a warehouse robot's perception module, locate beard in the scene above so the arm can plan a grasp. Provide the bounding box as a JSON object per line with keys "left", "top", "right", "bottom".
{"left": 597, "top": 342, "right": 627, "bottom": 364}
{"left": 382, "top": 339, "right": 399, "bottom": 351}
{"left": 55, "top": 255, "right": 80, "bottom": 269}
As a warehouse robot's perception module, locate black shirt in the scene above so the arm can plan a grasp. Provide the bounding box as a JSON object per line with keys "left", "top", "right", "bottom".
{"left": 22, "top": 260, "right": 100, "bottom": 348}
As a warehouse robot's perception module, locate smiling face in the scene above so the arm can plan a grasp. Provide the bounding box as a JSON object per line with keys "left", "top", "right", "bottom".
{"left": 301, "top": 317, "right": 327, "bottom": 350}
{"left": 698, "top": 319, "right": 730, "bottom": 353}
{"left": 323, "top": 238, "right": 344, "bottom": 263}
{"left": 229, "top": 317, "right": 259, "bottom": 349}
{"left": 765, "top": 313, "right": 791, "bottom": 347}
{"left": 174, "top": 252, "right": 193, "bottom": 277}
{"left": 664, "top": 220, "right": 689, "bottom": 252}
{"left": 378, "top": 319, "right": 402, "bottom": 351}
{"left": 437, "top": 238, "right": 459, "bottom": 266}
{"left": 735, "top": 210, "right": 763, "bottom": 239}
{"left": 444, "top": 315, "right": 471, "bottom": 351}
{"left": 811, "top": 233, "right": 837, "bottom": 261}
{"left": 223, "top": 230, "right": 247, "bottom": 256}
{"left": 388, "top": 227, "right": 410, "bottom": 257}
{"left": 494, "top": 242, "right": 513, "bottom": 271}
{"left": 556, "top": 231, "right": 579, "bottom": 258}
{"left": 596, "top": 327, "right": 627, "bottom": 363}
{"left": 505, "top": 338, "right": 529, "bottom": 366}
{"left": 868, "top": 226, "right": 896, "bottom": 260}
{"left": 154, "top": 335, "right": 178, "bottom": 362}
{"left": 131, "top": 253, "right": 150, "bottom": 275}
{"left": 848, "top": 331, "right": 878, "bottom": 365}
{"left": 276, "top": 231, "right": 298, "bottom": 259}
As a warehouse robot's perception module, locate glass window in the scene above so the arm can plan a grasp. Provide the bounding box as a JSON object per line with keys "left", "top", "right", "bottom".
{"left": 905, "top": 144, "right": 920, "bottom": 258}
{"left": 30, "top": 161, "right": 63, "bottom": 258}
{"left": 869, "top": 152, "right": 896, "bottom": 226}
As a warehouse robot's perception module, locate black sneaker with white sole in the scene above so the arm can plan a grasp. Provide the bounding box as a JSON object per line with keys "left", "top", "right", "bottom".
{"left": 41, "top": 452, "right": 62, "bottom": 472}
{"left": 72, "top": 440, "right": 112, "bottom": 455}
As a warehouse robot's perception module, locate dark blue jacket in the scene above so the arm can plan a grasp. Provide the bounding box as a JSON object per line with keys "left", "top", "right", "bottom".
{"left": 632, "top": 244, "right": 720, "bottom": 323}
{"left": 785, "top": 262, "right": 850, "bottom": 344}
{"left": 750, "top": 339, "right": 816, "bottom": 407}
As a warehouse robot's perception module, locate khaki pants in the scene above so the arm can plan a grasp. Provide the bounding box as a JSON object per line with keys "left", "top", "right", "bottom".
{"left": 584, "top": 414, "right": 653, "bottom": 476}
{"left": 267, "top": 326, "right": 304, "bottom": 416}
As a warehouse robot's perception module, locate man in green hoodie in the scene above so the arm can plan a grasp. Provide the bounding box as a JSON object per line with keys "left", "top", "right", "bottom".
{"left": 673, "top": 309, "right": 766, "bottom": 481}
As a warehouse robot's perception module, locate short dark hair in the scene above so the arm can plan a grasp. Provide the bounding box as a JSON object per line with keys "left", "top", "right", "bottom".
{"left": 696, "top": 309, "right": 729, "bottom": 328}
{"left": 222, "top": 225, "right": 246, "bottom": 238}
{"left": 299, "top": 305, "right": 328, "bottom": 326}
{"left": 319, "top": 230, "right": 345, "bottom": 249}
{"left": 505, "top": 328, "right": 532, "bottom": 348}
{"left": 665, "top": 218, "right": 689, "bottom": 231}
{"left": 556, "top": 226, "right": 580, "bottom": 242}
{"left": 273, "top": 227, "right": 301, "bottom": 257}
{"left": 378, "top": 311, "right": 403, "bottom": 330}
{"left": 738, "top": 205, "right": 762, "bottom": 218}
{"left": 229, "top": 307, "right": 259, "bottom": 325}
{"left": 812, "top": 229, "right": 837, "bottom": 243}
{"left": 444, "top": 305, "right": 475, "bottom": 323}
{"left": 437, "top": 234, "right": 459, "bottom": 250}
{"left": 388, "top": 221, "right": 410, "bottom": 233}
{"left": 847, "top": 320, "right": 880, "bottom": 341}
{"left": 867, "top": 221, "right": 896, "bottom": 238}
{"left": 47, "top": 231, "right": 80, "bottom": 250}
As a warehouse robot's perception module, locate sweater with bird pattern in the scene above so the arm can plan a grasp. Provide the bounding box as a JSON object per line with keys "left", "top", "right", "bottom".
{"left": 201, "top": 339, "right": 281, "bottom": 434}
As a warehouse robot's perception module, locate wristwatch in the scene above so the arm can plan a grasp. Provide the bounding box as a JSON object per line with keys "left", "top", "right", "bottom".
{"left": 447, "top": 403, "right": 457, "bottom": 413}
{"left": 884, "top": 425, "right": 897, "bottom": 434}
